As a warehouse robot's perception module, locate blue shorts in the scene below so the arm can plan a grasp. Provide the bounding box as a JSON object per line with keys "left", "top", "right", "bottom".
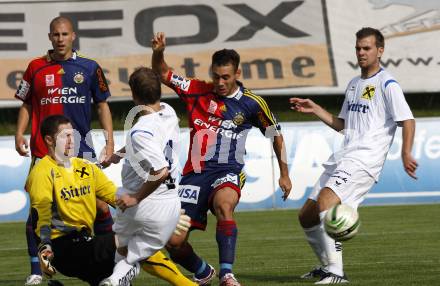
{"left": 178, "top": 169, "right": 246, "bottom": 230}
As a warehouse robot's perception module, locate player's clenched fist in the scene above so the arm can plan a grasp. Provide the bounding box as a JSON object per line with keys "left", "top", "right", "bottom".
{"left": 151, "top": 32, "right": 166, "bottom": 52}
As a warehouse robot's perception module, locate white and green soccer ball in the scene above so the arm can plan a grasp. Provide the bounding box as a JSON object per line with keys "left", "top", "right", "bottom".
{"left": 324, "top": 204, "right": 360, "bottom": 241}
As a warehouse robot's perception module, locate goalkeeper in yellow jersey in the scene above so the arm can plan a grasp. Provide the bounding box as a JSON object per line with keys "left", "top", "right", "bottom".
{"left": 27, "top": 114, "right": 196, "bottom": 286}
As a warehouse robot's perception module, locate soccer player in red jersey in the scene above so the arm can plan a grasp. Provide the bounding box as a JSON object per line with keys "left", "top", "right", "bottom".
{"left": 152, "top": 32, "right": 292, "bottom": 286}
{"left": 14, "top": 16, "right": 114, "bottom": 285}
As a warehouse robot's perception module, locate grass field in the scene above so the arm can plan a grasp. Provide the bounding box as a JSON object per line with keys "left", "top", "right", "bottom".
{"left": 0, "top": 204, "right": 439, "bottom": 286}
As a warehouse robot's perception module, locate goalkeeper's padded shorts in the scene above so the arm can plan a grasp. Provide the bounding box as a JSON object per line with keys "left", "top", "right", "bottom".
{"left": 50, "top": 231, "right": 116, "bottom": 286}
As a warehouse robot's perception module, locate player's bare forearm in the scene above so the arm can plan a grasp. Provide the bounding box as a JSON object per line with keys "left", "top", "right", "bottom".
{"left": 273, "top": 134, "right": 288, "bottom": 176}
{"left": 136, "top": 167, "right": 169, "bottom": 202}
{"left": 273, "top": 134, "right": 292, "bottom": 200}
{"left": 15, "top": 103, "right": 31, "bottom": 156}
{"left": 152, "top": 51, "right": 169, "bottom": 80}
{"left": 314, "top": 105, "right": 344, "bottom": 132}
{"left": 97, "top": 101, "right": 114, "bottom": 153}
{"left": 290, "top": 97, "right": 344, "bottom": 131}
{"left": 401, "top": 119, "right": 418, "bottom": 179}
{"left": 16, "top": 102, "right": 31, "bottom": 136}
{"left": 401, "top": 119, "right": 415, "bottom": 155}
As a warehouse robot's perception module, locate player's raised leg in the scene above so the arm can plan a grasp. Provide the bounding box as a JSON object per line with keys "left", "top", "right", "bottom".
{"left": 213, "top": 186, "right": 241, "bottom": 286}
{"left": 299, "top": 187, "right": 347, "bottom": 284}
{"left": 298, "top": 199, "right": 328, "bottom": 279}
{"left": 167, "top": 237, "right": 216, "bottom": 285}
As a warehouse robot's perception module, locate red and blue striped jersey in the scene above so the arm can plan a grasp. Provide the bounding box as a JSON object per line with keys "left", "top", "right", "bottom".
{"left": 15, "top": 51, "right": 110, "bottom": 158}
{"left": 167, "top": 71, "right": 281, "bottom": 175}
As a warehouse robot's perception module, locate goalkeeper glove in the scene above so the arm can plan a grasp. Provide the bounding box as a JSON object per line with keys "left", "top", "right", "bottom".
{"left": 174, "top": 209, "right": 191, "bottom": 236}
{"left": 38, "top": 244, "right": 57, "bottom": 278}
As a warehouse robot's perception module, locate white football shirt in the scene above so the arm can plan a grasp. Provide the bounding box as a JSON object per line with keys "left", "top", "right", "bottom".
{"left": 325, "top": 68, "right": 413, "bottom": 181}
{"left": 121, "top": 102, "right": 180, "bottom": 199}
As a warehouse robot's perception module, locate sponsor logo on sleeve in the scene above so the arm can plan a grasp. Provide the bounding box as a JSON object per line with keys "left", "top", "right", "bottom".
{"left": 96, "top": 66, "right": 109, "bottom": 92}
{"left": 257, "top": 111, "right": 270, "bottom": 128}
{"left": 178, "top": 185, "right": 200, "bottom": 204}
{"left": 15, "top": 79, "right": 30, "bottom": 100}
{"left": 170, "top": 74, "right": 190, "bottom": 91}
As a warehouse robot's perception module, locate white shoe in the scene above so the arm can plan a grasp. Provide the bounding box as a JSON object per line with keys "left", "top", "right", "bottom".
{"left": 98, "top": 278, "right": 116, "bottom": 286}
{"left": 219, "top": 273, "right": 241, "bottom": 286}
{"left": 315, "top": 272, "right": 349, "bottom": 284}
{"left": 24, "top": 274, "right": 43, "bottom": 285}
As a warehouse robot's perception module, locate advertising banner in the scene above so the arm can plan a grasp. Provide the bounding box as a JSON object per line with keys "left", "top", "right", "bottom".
{"left": 0, "top": 119, "right": 438, "bottom": 222}
{"left": 0, "top": 0, "right": 334, "bottom": 103}
{"left": 1, "top": 0, "right": 438, "bottom": 106}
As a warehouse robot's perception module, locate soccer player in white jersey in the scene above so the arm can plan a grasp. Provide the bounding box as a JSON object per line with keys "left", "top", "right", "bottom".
{"left": 289, "top": 27, "right": 418, "bottom": 284}
{"left": 99, "top": 67, "right": 182, "bottom": 286}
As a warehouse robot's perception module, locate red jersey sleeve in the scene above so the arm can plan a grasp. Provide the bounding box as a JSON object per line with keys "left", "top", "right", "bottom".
{"left": 166, "top": 70, "right": 213, "bottom": 103}
{"left": 15, "top": 62, "right": 33, "bottom": 103}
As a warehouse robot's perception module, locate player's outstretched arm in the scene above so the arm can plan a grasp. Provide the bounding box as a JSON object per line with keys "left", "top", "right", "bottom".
{"left": 151, "top": 32, "right": 172, "bottom": 85}
{"left": 116, "top": 167, "right": 169, "bottom": 210}
{"left": 273, "top": 134, "right": 292, "bottom": 201}
{"left": 289, "top": 97, "right": 344, "bottom": 132}
{"left": 401, "top": 119, "right": 418, "bottom": 179}
{"left": 15, "top": 102, "right": 31, "bottom": 156}
{"left": 96, "top": 101, "right": 114, "bottom": 167}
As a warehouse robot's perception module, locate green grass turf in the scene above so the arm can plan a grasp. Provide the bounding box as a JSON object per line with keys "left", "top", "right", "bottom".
{"left": 0, "top": 204, "right": 439, "bottom": 285}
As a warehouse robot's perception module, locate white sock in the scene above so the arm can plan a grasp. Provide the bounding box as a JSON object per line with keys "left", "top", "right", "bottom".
{"left": 303, "top": 224, "right": 329, "bottom": 267}
{"left": 108, "top": 259, "right": 140, "bottom": 286}
{"left": 319, "top": 211, "right": 344, "bottom": 276}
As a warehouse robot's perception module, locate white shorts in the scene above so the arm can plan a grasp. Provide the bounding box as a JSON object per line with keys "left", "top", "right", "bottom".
{"left": 309, "top": 160, "right": 375, "bottom": 210}
{"left": 113, "top": 188, "right": 181, "bottom": 264}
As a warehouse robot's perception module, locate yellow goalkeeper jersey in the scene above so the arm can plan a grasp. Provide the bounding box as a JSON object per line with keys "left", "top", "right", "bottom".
{"left": 26, "top": 155, "right": 116, "bottom": 244}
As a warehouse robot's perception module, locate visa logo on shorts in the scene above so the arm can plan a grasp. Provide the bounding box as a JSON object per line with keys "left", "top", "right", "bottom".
{"left": 211, "top": 173, "right": 238, "bottom": 189}
{"left": 178, "top": 185, "right": 200, "bottom": 204}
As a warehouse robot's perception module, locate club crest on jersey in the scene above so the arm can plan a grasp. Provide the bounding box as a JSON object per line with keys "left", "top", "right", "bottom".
{"left": 178, "top": 185, "right": 200, "bottom": 204}
{"left": 73, "top": 72, "right": 84, "bottom": 84}
{"left": 232, "top": 112, "right": 245, "bottom": 126}
{"left": 361, "top": 85, "right": 375, "bottom": 100}
{"left": 208, "top": 100, "right": 217, "bottom": 114}
{"left": 45, "top": 74, "right": 55, "bottom": 87}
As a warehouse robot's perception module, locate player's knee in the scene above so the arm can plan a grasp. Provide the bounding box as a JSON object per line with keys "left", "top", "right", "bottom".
{"left": 298, "top": 203, "right": 319, "bottom": 228}
{"left": 214, "top": 203, "right": 235, "bottom": 221}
